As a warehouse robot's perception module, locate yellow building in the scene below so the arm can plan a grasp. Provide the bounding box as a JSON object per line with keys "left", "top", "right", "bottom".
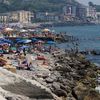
{"left": 10, "top": 10, "right": 34, "bottom": 23}
{"left": 0, "top": 10, "right": 34, "bottom": 24}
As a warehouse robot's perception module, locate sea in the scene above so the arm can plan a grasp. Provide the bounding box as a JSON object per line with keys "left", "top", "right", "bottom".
{"left": 50, "top": 25, "right": 100, "bottom": 64}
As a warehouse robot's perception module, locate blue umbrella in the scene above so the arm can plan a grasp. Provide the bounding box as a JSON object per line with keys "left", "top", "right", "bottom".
{"left": 0, "top": 41, "right": 9, "bottom": 45}
{"left": 31, "top": 38, "right": 38, "bottom": 42}
{"left": 0, "top": 38, "right": 13, "bottom": 44}
{"left": 47, "top": 41, "right": 56, "bottom": 45}
{"left": 20, "top": 45, "right": 29, "bottom": 49}
{"left": 16, "top": 38, "right": 22, "bottom": 41}
{"left": 17, "top": 39, "right": 32, "bottom": 44}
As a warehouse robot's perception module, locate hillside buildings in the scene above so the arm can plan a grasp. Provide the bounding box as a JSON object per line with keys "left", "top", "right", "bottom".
{"left": 0, "top": 2, "right": 100, "bottom": 25}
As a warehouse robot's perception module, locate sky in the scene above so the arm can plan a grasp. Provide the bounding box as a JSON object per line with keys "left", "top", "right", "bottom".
{"left": 76, "top": 0, "right": 100, "bottom": 5}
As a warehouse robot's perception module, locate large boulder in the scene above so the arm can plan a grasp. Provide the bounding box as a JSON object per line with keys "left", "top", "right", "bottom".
{"left": 0, "top": 68, "right": 60, "bottom": 100}
{"left": 73, "top": 83, "right": 89, "bottom": 100}
{"left": 84, "top": 89, "right": 100, "bottom": 100}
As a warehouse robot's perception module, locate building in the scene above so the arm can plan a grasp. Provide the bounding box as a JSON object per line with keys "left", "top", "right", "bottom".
{"left": 63, "top": 3, "right": 77, "bottom": 17}
{"left": 63, "top": 2, "right": 77, "bottom": 21}
{"left": 35, "top": 12, "right": 59, "bottom": 22}
{"left": 63, "top": 1, "right": 87, "bottom": 21}
{"left": 0, "top": 10, "right": 34, "bottom": 24}
{"left": 86, "top": 6, "right": 97, "bottom": 21}
{"left": 76, "top": 5, "right": 86, "bottom": 20}
{"left": 96, "top": 12, "right": 100, "bottom": 23}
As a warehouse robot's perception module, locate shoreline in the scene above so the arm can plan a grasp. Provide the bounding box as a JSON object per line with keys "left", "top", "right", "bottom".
{"left": 40, "top": 22, "right": 99, "bottom": 28}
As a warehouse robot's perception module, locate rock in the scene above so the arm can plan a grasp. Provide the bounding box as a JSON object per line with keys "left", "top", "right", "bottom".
{"left": 66, "top": 93, "right": 76, "bottom": 100}
{"left": 70, "top": 72, "right": 80, "bottom": 80}
{"left": 77, "top": 70, "right": 86, "bottom": 76}
{"left": 5, "top": 96, "right": 30, "bottom": 100}
{"left": 53, "top": 71, "right": 61, "bottom": 78}
{"left": 65, "top": 57, "right": 71, "bottom": 61}
{"left": 45, "top": 77, "right": 54, "bottom": 83}
{"left": 55, "top": 89, "right": 67, "bottom": 97}
{"left": 0, "top": 95, "right": 6, "bottom": 100}
{"left": 73, "top": 83, "right": 89, "bottom": 100}
{"left": 49, "top": 74, "right": 57, "bottom": 81}
{"left": 0, "top": 68, "right": 58, "bottom": 100}
{"left": 60, "top": 84, "right": 71, "bottom": 93}
{"left": 84, "top": 89, "right": 100, "bottom": 100}
{"left": 52, "top": 82, "right": 60, "bottom": 90}
{"left": 52, "top": 82, "right": 67, "bottom": 97}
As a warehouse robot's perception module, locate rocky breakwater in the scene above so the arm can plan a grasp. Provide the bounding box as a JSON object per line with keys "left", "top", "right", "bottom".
{"left": 31, "top": 52, "right": 100, "bottom": 100}
{"left": 0, "top": 68, "right": 61, "bottom": 100}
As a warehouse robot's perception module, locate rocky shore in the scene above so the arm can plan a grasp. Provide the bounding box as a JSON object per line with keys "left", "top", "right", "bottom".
{"left": 17, "top": 52, "right": 100, "bottom": 100}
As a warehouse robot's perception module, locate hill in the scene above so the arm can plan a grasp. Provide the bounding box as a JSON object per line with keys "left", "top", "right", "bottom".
{"left": 0, "top": 0, "right": 78, "bottom": 13}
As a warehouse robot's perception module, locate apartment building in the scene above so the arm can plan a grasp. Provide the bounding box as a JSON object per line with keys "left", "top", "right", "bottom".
{"left": 0, "top": 10, "right": 34, "bottom": 24}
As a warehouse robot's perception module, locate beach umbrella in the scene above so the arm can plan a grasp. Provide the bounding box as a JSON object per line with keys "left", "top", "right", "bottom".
{"left": 28, "top": 29, "right": 35, "bottom": 32}
{"left": 11, "top": 47, "right": 16, "bottom": 50}
{"left": 31, "top": 38, "right": 38, "bottom": 42}
{"left": 42, "top": 28, "right": 50, "bottom": 32}
{"left": 36, "top": 40, "right": 44, "bottom": 43}
{"left": 0, "top": 41, "right": 9, "bottom": 45}
{"left": 20, "top": 29, "right": 28, "bottom": 32}
{"left": 16, "top": 38, "right": 22, "bottom": 41}
{"left": 17, "top": 39, "right": 32, "bottom": 44}
{"left": 0, "top": 38, "right": 13, "bottom": 44}
{"left": 20, "top": 45, "right": 29, "bottom": 49}
{"left": 4, "top": 28, "right": 14, "bottom": 32}
{"left": 47, "top": 41, "right": 56, "bottom": 45}
{"left": 0, "top": 49, "right": 3, "bottom": 54}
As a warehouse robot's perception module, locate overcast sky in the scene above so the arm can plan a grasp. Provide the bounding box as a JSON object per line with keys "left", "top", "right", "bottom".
{"left": 76, "top": 0, "right": 100, "bottom": 5}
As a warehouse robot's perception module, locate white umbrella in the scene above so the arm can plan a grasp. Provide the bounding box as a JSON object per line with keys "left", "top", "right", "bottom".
{"left": 20, "top": 29, "right": 28, "bottom": 32}
{"left": 5, "top": 28, "right": 14, "bottom": 31}
{"left": 42, "top": 28, "right": 50, "bottom": 32}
